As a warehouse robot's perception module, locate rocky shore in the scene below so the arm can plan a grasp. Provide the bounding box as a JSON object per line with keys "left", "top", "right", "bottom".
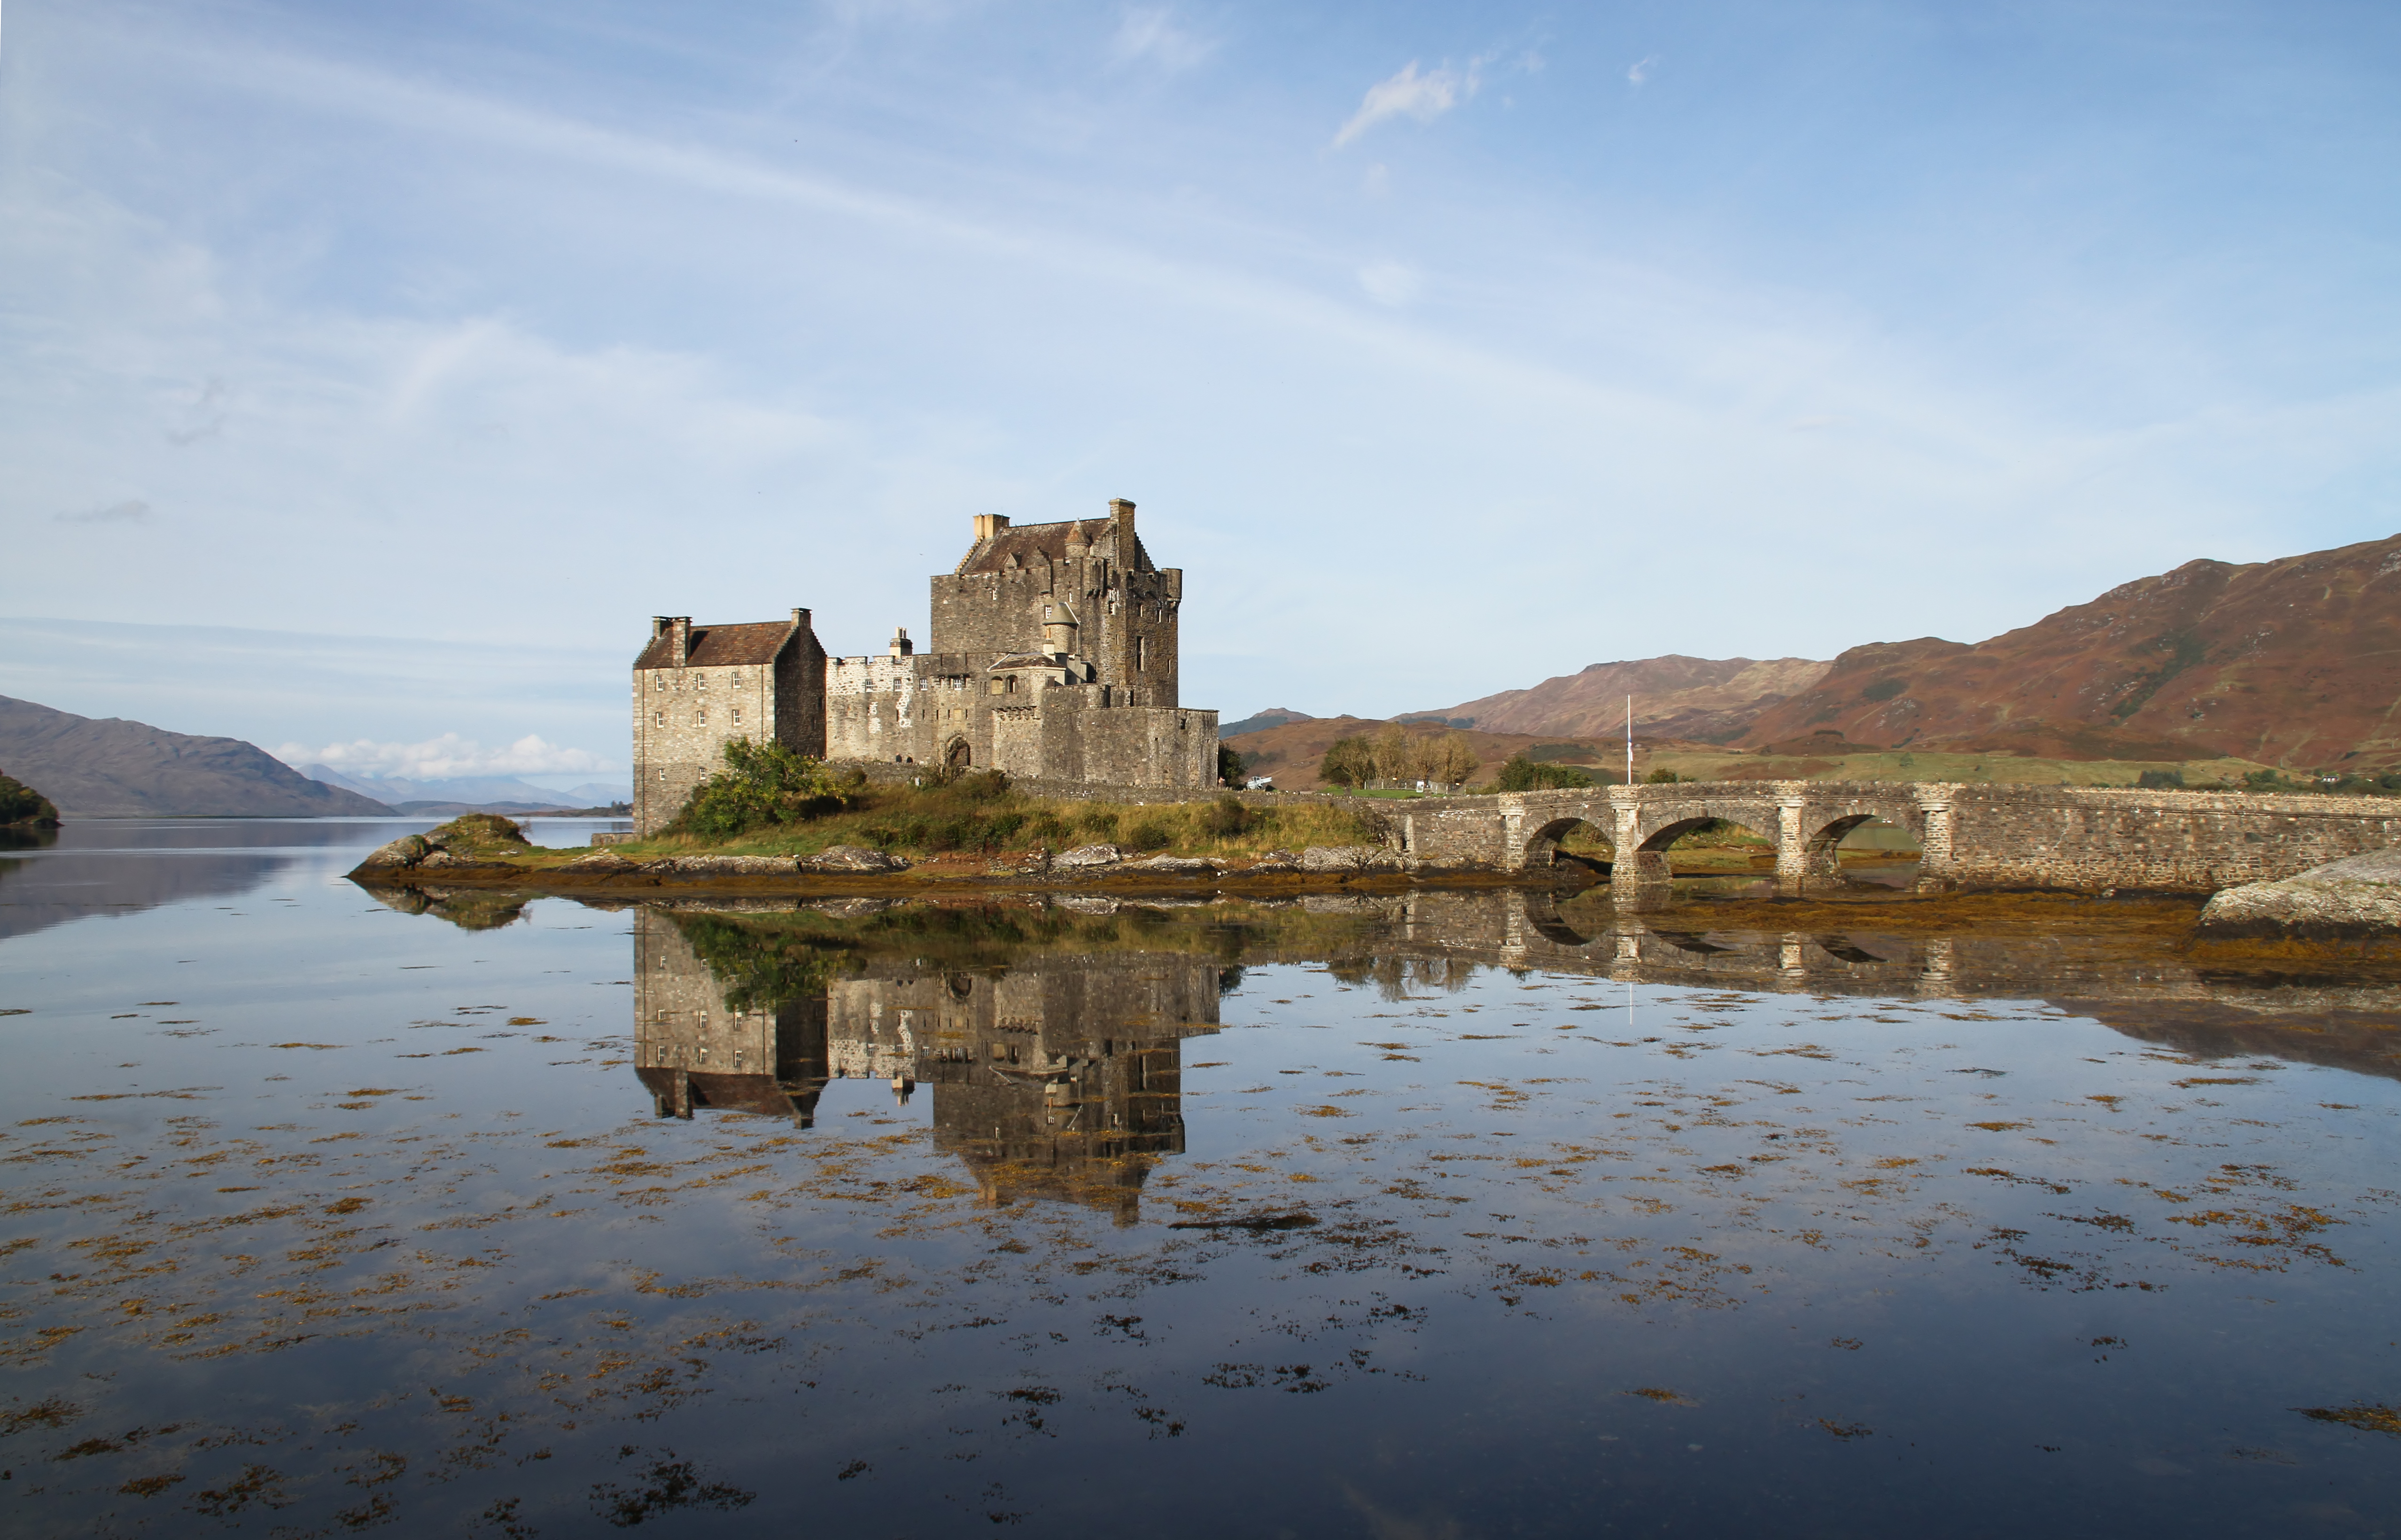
{"left": 348, "top": 820, "right": 1509, "bottom": 897}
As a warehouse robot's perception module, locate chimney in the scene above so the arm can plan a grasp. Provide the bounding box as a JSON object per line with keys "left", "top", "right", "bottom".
{"left": 659, "top": 616, "right": 691, "bottom": 667}
{"left": 791, "top": 607, "right": 811, "bottom": 627}
{"left": 888, "top": 627, "right": 914, "bottom": 658}
{"left": 973, "top": 513, "right": 1011, "bottom": 542}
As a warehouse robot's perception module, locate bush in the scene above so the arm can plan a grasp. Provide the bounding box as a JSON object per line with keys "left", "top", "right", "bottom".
{"left": 1644, "top": 768, "right": 1685, "bottom": 784}
{"left": 1200, "top": 795, "right": 1253, "bottom": 837}
{"left": 1078, "top": 809, "right": 1120, "bottom": 839}
{"left": 1496, "top": 754, "right": 1595, "bottom": 791}
{"left": 2136, "top": 769, "right": 2184, "bottom": 789}
{"left": 1217, "top": 743, "right": 1246, "bottom": 786}
{"left": 667, "top": 739, "right": 851, "bottom": 837}
{"left": 1124, "top": 819, "right": 1173, "bottom": 851}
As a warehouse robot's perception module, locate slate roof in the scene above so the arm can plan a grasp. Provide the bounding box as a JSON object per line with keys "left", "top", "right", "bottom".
{"left": 955, "top": 518, "right": 1154, "bottom": 576}
{"left": 634, "top": 620, "right": 796, "bottom": 670}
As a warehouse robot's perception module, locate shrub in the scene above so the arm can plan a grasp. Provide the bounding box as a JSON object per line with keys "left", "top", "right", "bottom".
{"left": 0, "top": 771, "right": 59, "bottom": 827}
{"left": 668, "top": 739, "right": 850, "bottom": 837}
{"left": 2136, "top": 769, "right": 2184, "bottom": 789}
{"left": 1124, "top": 819, "right": 1173, "bottom": 851}
{"left": 1496, "top": 754, "right": 1594, "bottom": 791}
{"left": 1644, "top": 768, "right": 1685, "bottom": 784}
{"left": 1078, "top": 809, "right": 1120, "bottom": 839}
{"left": 1217, "top": 744, "right": 1246, "bottom": 786}
{"left": 1200, "top": 795, "right": 1253, "bottom": 837}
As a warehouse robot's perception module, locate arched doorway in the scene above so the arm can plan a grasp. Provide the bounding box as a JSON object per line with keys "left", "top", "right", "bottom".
{"left": 944, "top": 737, "right": 972, "bottom": 774}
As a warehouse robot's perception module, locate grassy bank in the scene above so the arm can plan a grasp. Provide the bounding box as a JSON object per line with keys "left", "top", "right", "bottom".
{"left": 616, "top": 776, "right": 1385, "bottom": 865}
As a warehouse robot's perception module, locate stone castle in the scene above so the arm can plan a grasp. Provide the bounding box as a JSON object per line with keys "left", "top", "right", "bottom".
{"left": 631, "top": 498, "right": 1219, "bottom": 832}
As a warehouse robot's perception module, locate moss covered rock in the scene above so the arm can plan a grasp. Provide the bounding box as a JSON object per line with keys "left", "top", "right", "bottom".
{"left": 0, "top": 770, "right": 60, "bottom": 828}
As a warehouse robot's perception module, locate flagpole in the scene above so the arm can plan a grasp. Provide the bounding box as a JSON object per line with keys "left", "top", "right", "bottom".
{"left": 1624, "top": 694, "right": 1633, "bottom": 786}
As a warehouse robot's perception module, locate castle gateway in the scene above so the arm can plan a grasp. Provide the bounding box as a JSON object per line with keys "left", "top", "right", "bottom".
{"left": 632, "top": 499, "right": 1219, "bottom": 832}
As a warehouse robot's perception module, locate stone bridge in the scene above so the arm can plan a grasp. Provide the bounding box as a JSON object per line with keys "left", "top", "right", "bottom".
{"left": 1384, "top": 781, "right": 2401, "bottom": 895}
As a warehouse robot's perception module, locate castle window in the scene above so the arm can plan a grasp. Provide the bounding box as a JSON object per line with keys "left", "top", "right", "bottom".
{"left": 696, "top": 673, "right": 706, "bottom": 690}
{"left": 1136, "top": 635, "right": 1146, "bottom": 673}
{"left": 731, "top": 707, "right": 742, "bottom": 725}
{"left": 694, "top": 708, "right": 707, "bottom": 726}
{"left": 654, "top": 711, "right": 665, "bottom": 727}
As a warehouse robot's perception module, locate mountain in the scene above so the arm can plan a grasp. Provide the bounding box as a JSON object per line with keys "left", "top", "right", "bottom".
{"left": 1218, "top": 708, "right": 1316, "bottom": 738}
{"left": 0, "top": 696, "right": 396, "bottom": 817}
{"left": 296, "top": 766, "right": 611, "bottom": 807}
{"left": 1734, "top": 532, "right": 2401, "bottom": 769}
{"left": 1417, "top": 656, "right": 1830, "bottom": 743}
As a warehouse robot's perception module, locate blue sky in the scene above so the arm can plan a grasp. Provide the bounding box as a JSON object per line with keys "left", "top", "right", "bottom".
{"left": 4, "top": 0, "right": 2396, "bottom": 779}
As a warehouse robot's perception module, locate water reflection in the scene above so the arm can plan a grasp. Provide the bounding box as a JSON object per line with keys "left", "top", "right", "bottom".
{"left": 632, "top": 908, "right": 1220, "bottom": 1220}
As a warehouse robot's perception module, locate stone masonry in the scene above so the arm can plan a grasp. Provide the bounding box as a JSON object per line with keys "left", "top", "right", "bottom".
{"left": 1390, "top": 780, "right": 2401, "bottom": 896}
{"left": 634, "top": 499, "right": 1218, "bottom": 834}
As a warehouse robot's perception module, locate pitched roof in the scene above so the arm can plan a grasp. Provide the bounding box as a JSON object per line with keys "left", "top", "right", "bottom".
{"left": 955, "top": 518, "right": 1154, "bottom": 576}
{"left": 634, "top": 620, "right": 795, "bottom": 670}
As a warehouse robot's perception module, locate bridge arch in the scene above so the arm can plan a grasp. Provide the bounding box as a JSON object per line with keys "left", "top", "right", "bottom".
{"left": 1521, "top": 815, "right": 1615, "bottom": 874}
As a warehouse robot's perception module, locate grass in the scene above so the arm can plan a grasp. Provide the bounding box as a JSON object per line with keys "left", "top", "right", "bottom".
{"left": 600, "top": 782, "right": 1386, "bottom": 864}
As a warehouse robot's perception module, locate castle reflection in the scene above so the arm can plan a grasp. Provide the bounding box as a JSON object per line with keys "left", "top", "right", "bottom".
{"left": 632, "top": 908, "right": 1220, "bottom": 1222}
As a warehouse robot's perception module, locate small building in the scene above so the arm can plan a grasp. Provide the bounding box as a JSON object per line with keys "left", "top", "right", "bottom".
{"left": 632, "top": 499, "right": 1218, "bottom": 834}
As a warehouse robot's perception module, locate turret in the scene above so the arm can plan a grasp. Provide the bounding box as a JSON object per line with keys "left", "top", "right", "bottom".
{"left": 1041, "top": 601, "right": 1079, "bottom": 659}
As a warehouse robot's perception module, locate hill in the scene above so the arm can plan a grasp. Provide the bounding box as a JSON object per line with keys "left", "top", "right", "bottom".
{"left": 1415, "top": 655, "right": 1829, "bottom": 743}
{"left": 1735, "top": 532, "right": 2401, "bottom": 770}
{"left": 0, "top": 696, "right": 397, "bottom": 817}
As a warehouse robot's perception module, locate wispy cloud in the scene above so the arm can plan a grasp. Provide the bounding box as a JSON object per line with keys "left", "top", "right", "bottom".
{"left": 1334, "top": 60, "right": 1478, "bottom": 148}
{"left": 275, "top": 733, "right": 614, "bottom": 779}
{"left": 1111, "top": 7, "right": 1214, "bottom": 71}
{"left": 56, "top": 500, "right": 152, "bottom": 524}
{"left": 1627, "top": 54, "right": 1660, "bottom": 85}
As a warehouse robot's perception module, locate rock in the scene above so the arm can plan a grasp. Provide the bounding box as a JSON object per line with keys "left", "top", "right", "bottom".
{"left": 800, "top": 844, "right": 909, "bottom": 874}
{"left": 562, "top": 850, "right": 638, "bottom": 873}
{"left": 355, "top": 833, "right": 432, "bottom": 869}
{"left": 660, "top": 854, "right": 796, "bottom": 875}
{"left": 1125, "top": 855, "right": 1219, "bottom": 877}
{"left": 2198, "top": 849, "right": 2401, "bottom": 937}
{"left": 1054, "top": 844, "right": 1123, "bottom": 869}
{"left": 1240, "top": 851, "right": 1302, "bottom": 874}
{"left": 1050, "top": 895, "right": 1120, "bottom": 914}
{"left": 1301, "top": 845, "right": 1402, "bottom": 874}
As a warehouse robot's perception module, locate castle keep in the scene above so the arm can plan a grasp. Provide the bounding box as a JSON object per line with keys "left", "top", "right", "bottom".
{"left": 632, "top": 499, "right": 1219, "bottom": 832}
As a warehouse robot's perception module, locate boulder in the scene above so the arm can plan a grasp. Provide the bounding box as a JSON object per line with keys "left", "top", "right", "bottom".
{"left": 1301, "top": 845, "right": 1403, "bottom": 874}
{"left": 1054, "top": 844, "right": 1123, "bottom": 870}
{"left": 801, "top": 844, "right": 909, "bottom": 874}
{"left": 1125, "top": 855, "right": 1219, "bottom": 877}
{"left": 660, "top": 854, "right": 796, "bottom": 875}
{"left": 561, "top": 850, "right": 638, "bottom": 873}
{"left": 355, "top": 833, "right": 432, "bottom": 870}
{"left": 1240, "top": 851, "right": 1303, "bottom": 874}
{"left": 2198, "top": 849, "right": 2401, "bottom": 937}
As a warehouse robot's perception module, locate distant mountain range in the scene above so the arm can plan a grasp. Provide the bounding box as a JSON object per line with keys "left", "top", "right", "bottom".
{"left": 296, "top": 766, "right": 628, "bottom": 810}
{"left": 1228, "top": 530, "right": 2401, "bottom": 782}
{"left": 1414, "top": 656, "right": 1831, "bottom": 744}
{"left": 0, "top": 696, "right": 396, "bottom": 817}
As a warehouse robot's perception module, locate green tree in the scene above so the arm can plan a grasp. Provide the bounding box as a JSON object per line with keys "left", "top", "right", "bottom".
{"left": 1320, "top": 735, "right": 1377, "bottom": 788}
{"left": 1217, "top": 743, "right": 1247, "bottom": 785}
{"left": 667, "top": 739, "right": 851, "bottom": 837}
{"left": 0, "top": 771, "right": 59, "bottom": 827}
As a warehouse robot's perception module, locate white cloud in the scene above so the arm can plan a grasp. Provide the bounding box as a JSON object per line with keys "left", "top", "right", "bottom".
{"left": 275, "top": 733, "right": 614, "bottom": 779}
{"left": 1627, "top": 54, "right": 1660, "bottom": 85}
{"left": 56, "top": 499, "right": 151, "bottom": 524}
{"left": 1111, "top": 7, "right": 1214, "bottom": 71}
{"left": 1358, "top": 262, "right": 1422, "bottom": 307}
{"left": 1333, "top": 61, "right": 1478, "bottom": 148}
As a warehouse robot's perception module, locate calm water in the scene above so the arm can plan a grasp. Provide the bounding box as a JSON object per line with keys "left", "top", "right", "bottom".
{"left": 2, "top": 820, "right": 2398, "bottom": 1536}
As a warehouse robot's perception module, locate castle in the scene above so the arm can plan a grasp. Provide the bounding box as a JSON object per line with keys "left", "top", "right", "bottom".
{"left": 631, "top": 498, "right": 1220, "bottom": 833}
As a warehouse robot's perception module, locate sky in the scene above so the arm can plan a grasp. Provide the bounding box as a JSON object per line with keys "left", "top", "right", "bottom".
{"left": 3, "top": 0, "right": 2397, "bottom": 781}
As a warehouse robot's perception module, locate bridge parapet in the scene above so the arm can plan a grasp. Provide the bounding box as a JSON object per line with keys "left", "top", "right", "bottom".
{"left": 1380, "top": 781, "right": 2401, "bottom": 896}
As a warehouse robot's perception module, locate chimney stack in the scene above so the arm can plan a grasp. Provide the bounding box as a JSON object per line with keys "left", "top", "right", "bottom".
{"left": 973, "top": 513, "right": 1012, "bottom": 542}
{"left": 888, "top": 627, "right": 914, "bottom": 658}
{"left": 662, "top": 617, "right": 692, "bottom": 667}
